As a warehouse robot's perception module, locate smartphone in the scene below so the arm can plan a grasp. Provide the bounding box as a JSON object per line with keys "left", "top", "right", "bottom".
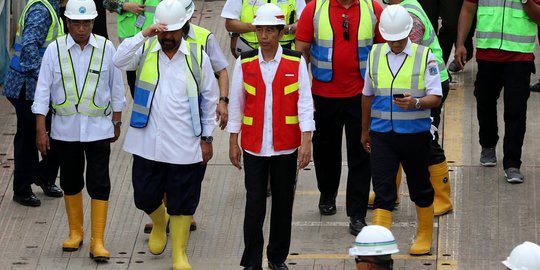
{"left": 393, "top": 93, "right": 405, "bottom": 99}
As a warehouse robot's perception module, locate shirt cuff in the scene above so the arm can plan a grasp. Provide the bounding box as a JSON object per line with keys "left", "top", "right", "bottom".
{"left": 226, "top": 122, "right": 241, "bottom": 133}
{"left": 299, "top": 120, "right": 316, "bottom": 133}
{"left": 111, "top": 101, "right": 125, "bottom": 112}
{"left": 202, "top": 124, "right": 216, "bottom": 137}
{"left": 31, "top": 102, "right": 49, "bottom": 116}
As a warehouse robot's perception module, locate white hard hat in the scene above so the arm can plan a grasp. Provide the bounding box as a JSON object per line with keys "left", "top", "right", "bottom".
{"left": 252, "top": 3, "right": 286, "bottom": 26}
{"left": 379, "top": 5, "right": 413, "bottom": 41}
{"left": 502, "top": 241, "right": 540, "bottom": 270}
{"left": 154, "top": 0, "right": 189, "bottom": 31}
{"left": 179, "top": 0, "right": 195, "bottom": 19}
{"left": 349, "top": 225, "right": 399, "bottom": 256}
{"left": 65, "top": 0, "right": 98, "bottom": 20}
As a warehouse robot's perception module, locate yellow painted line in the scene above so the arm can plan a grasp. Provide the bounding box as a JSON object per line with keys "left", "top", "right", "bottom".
{"left": 287, "top": 253, "right": 436, "bottom": 261}
{"left": 442, "top": 83, "right": 465, "bottom": 165}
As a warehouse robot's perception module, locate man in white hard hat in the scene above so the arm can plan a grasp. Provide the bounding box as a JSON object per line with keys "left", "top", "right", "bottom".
{"left": 227, "top": 3, "right": 314, "bottom": 270}
{"left": 32, "top": 0, "right": 125, "bottom": 262}
{"left": 113, "top": 0, "right": 218, "bottom": 268}
{"left": 349, "top": 225, "right": 399, "bottom": 270}
{"left": 361, "top": 5, "right": 441, "bottom": 255}
{"left": 502, "top": 241, "right": 540, "bottom": 270}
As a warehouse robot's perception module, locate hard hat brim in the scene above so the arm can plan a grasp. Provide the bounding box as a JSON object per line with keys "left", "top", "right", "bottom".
{"left": 65, "top": 13, "right": 98, "bottom": 20}
{"left": 252, "top": 21, "right": 286, "bottom": 26}
{"left": 502, "top": 259, "right": 513, "bottom": 269}
{"left": 380, "top": 30, "right": 410, "bottom": 42}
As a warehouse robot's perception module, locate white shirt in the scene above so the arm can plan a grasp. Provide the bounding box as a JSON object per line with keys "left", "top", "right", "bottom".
{"left": 114, "top": 32, "right": 218, "bottom": 165}
{"left": 221, "top": 0, "right": 306, "bottom": 21}
{"left": 32, "top": 34, "right": 125, "bottom": 142}
{"left": 185, "top": 25, "right": 229, "bottom": 72}
{"left": 227, "top": 46, "right": 315, "bottom": 157}
{"left": 363, "top": 40, "right": 442, "bottom": 97}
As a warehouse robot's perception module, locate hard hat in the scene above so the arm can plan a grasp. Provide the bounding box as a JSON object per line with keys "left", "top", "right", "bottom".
{"left": 154, "top": 0, "right": 189, "bottom": 31}
{"left": 349, "top": 225, "right": 399, "bottom": 256}
{"left": 179, "top": 0, "right": 195, "bottom": 19}
{"left": 252, "top": 3, "right": 286, "bottom": 26}
{"left": 502, "top": 241, "right": 540, "bottom": 270}
{"left": 65, "top": 0, "right": 98, "bottom": 20}
{"left": 379, "top": 5, "right": 413, "bottom": 41}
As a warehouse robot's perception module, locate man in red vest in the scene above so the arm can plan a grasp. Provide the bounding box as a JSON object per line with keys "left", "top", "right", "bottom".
{"left": 227, "top": 4, "right": 315, "bottom": 270}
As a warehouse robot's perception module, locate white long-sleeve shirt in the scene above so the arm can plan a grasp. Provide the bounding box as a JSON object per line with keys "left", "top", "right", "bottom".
{"left": 114, "top": 32, "right": 218, "bottom": 165}
{"left": 227, "top": 46, "right": 315, "bottom": 157}
{"left": 32, "top": 34, "right": 126, "bottom": 142}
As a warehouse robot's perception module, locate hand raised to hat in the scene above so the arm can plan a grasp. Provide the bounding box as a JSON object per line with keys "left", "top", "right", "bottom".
{"left": 142, "top": 23, "right": 168, "bottom": 38}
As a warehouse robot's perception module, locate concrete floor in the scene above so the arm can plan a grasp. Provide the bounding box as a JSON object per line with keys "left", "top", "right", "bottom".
{"left": 1, "top": 1, "right": 540, "bottom": 269}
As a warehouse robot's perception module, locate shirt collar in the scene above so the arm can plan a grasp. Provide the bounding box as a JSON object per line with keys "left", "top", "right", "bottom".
{"left": 184, "top": 24, "right": 196, "bottom": 40}
{"left": 384, "top": 39, "right": 413, "bottom": 56}
{"left": 150, "top": 38, "right": 190, "bottom": 56}
{"left": 66, "top": 33, "right": 99, "bottom": 50}
{"left": 258, "top": 45, "right": 282, "bottom": 64}
{"left": 331, "top": 0, "right": 359, "bottom": 7}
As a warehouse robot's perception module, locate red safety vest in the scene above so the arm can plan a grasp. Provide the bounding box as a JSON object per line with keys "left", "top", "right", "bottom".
{"left": 240, "top": 49, "right": 302, "bottom": 153}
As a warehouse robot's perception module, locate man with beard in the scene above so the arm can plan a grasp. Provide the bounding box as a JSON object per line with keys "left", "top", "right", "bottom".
{"left": 113, "top": 0, "right": 218, "bottom": 268}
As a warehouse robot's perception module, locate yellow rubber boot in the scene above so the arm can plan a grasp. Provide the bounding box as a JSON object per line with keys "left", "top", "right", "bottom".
{"left": 429, "top": 161, "right": 453, "bottom": 216}
{"left": 410, "top": 205, "right": 434, "bottom": 255}
{"left": 148, "top": 203, "right": 169, "bottom": 255}
{"left": 371, "top": 208, "right": 393, "bottom": 229}
{"left": 89, "top": 199, "right": 110, "bottom": 262}
{"left": 63, "top": 192, "right": 84, "bottom": 251}
{"left": 170, "top": 215, "right": 193, "bottom": 270}
{"left": 368, "top": 165, "right": 403, "bottom": 206}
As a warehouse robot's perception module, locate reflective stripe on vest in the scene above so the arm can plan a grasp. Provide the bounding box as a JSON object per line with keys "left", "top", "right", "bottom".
{"left": 476, "top": 0, "right": 536, "bottom": 53}
{"left": 311, "top": 0, "right": 375, "bottom": 82}
{"left": 10, "top": 0, "right": 64, "bottom": 72}
{"left": 368, "top": 43, "right": 431, "bottom": 134}
{"left": 52, "top": 35, "right": 111, "bottom": 117}
{"left": 186, "top": 24, "right": 211, "bottom": 51}
{"left": 130, "top": 38, "right": 204, "bottom": 137}
{"left": 401, "top": 0, "right": 448, "bottom": 82}
{"left": 239, "top": 49, "right": 302, "bottom": 153}
{"left": 239, "top": 0, "right": 297, "bottom": 48}
{"left": 117, "top": 0, "right": 160, "bottom": 41}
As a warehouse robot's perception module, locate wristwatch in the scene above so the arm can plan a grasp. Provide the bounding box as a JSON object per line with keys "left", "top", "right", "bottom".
{"left": 219, "top": 96, "right": 229, "bottom": 104}
{"left": 415, "top": 98, "right": 422, "bottom": 109}
{"left": 522, "top": 0, "right": 528, "bottom": 4}
{"left": 112, "top": 120, "right": 122, "bottom": 128}
{"left": 201, "top": 136, "right": 213, "bottom": 143}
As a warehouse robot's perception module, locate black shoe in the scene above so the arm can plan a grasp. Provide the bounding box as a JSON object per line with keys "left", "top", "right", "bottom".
{"left": 349, "top": 216, "right": 367, "bottom": 236}
{"left": 13, "top": 193, "right": 41, "bottom": 207}
{"left": 268, "top": 262, "right": 289, "bottom": 270}
{"left": 34, "top": 178, "right": 63, "bottom": 197}
{"left": 318, "top": 193, "right": 337, "bottom": 216}
{"left": 243, "top": 266, "right": 263, "bottom": 270}
{"left": 530, "top": 81, "right": 540, "bottom": 92}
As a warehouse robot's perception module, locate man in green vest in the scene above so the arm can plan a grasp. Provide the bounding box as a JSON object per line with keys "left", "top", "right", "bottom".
{"left": 455, "top": 0, "right": 540, "bottom": 183}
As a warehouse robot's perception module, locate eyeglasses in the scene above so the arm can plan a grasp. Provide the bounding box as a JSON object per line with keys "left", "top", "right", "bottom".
{"left": 342, "top": 14, "right": 349, "bottom": 41}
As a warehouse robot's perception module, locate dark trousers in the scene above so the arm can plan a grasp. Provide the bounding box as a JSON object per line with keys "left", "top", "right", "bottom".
{"left": 312, "top": 94, "right": 371, "bottom": 217}
{"left": 417, "top": 0, "right": 475, "bottom": 63}
{"left": 474, "top": 60, "right": 534, "bottom": 169}
{"left": 53, "top": 139, "right": 111, "bottom": 200}
{"left": 429, "top": 80, "right": 450, "bottom": 165}
{"left": 7, "top": 88, "right": 59, "bottom": 197}
{"left": 131, "top": 155, "right": 205, "bottom": 215}
{"left": 126, "top": 70, "right": 137, "bottom": 98}
{"left": 370, "top": 131, "right": 434, "bottom": 211}
{"left": 241, "top": 150, "right": 298, "bottom": 267}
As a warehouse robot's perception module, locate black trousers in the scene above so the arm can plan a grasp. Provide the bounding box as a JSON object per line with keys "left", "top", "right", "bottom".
{"left": 417, "top": 0, "right": 475, "bottom": 64}
{"left": 312, "top": 94, "right": 371, "bottom": 217}
{"left": 131, "top": 155, "right": 205, "bottom": 215}
{"left": 241, "top": 150, "right": 298, "bottom": 267}
{"left": 126, "top": 70, "right": 137, "bottom": 98}
{"left": 474, "top": 60, "right": 534, "bottom": 169}
{"left": 7, "top": 88, "right": 59, "bottom": 197}
{"left": 53, "top": 139, "right": 111, "bottom": 200}
{"left": 370, "top": 131, "right": 434, "bottom": 211}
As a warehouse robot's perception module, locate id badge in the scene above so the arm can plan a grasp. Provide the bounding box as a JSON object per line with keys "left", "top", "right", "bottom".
{"left": 135, "top": 14, "right": 146, "bottom": 28}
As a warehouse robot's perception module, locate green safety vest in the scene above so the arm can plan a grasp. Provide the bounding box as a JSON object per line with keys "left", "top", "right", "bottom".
{"left": 239, "top": 0, "right": 297, "bottom": 48}
{"left": 130, "top": 38, "right": 204, "bottom": 136}
{"left": 52, "top": 35, "right": 112, "bottom": 117}
{"left": 401, "top": 0, "right": 448, "bottom": 82}
{"left": 116, "top": 0, "right": 160, "bottom": 41}
{"left": 369, "top": 42, "right": 431, "bottom": 133}
{"left": 310, "top": 0, "right": 375, "bottom": 82}
{"left": 10, "top": 0, "right": 64, "bottom": 72}
{"left": 186, "top": 24, "right": 212, "bottom": 51}
{"left": 476, "top": 0, "right": 536, "bottom": 53}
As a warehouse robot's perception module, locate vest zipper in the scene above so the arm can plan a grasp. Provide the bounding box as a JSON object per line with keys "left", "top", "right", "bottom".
{"left": 386, "top": 53, "right": 407, "bottom": 132}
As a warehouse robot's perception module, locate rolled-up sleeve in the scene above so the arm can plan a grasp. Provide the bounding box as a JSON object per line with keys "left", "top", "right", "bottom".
{"left": 31, "top": 44, "right": 55, "bottom": 115}
{"left": 297, "top": 57, "right": 315, "bottom": 132}
{"left": 226, "top": 57, "right": 244, "bottom": 134}
{"left": 200, "top": 52, "right": 219, "bottom": 136}
{"left": 106, "top": 41, "right": 126, "bottom": 112}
